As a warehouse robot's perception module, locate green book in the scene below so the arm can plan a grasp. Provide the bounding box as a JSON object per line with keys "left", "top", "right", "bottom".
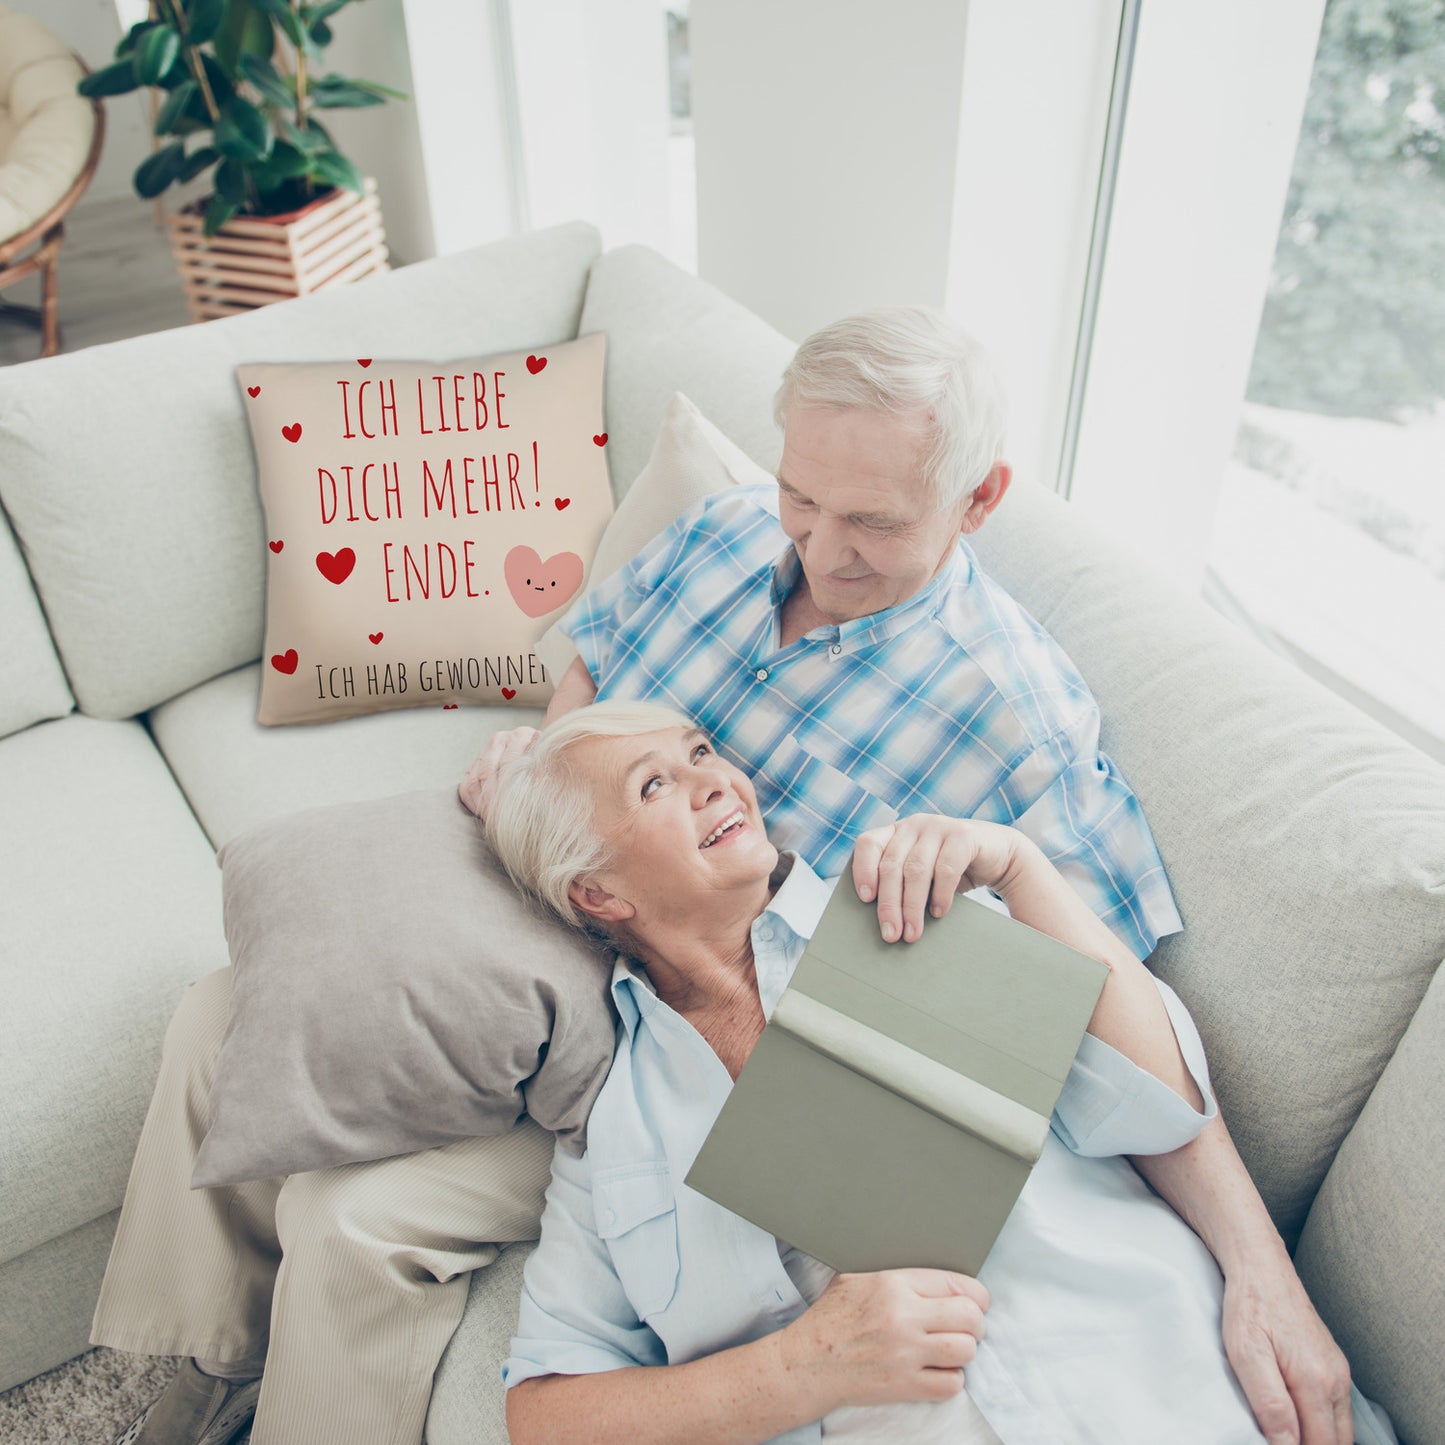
{"left": 684, "top": 885, "right": 1110, "bottom": 1276}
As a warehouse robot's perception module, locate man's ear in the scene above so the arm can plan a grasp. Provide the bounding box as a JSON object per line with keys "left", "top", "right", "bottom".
{"left": 959, "top": 462, "right": 1012, "bottom": 536}
{"left": 567, "top": 879, "right": 635, "bottom": 924}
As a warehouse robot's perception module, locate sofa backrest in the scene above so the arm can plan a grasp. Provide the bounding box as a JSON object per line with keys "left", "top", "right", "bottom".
{"left": 969, "top": 477, "right": 1445, "bottom": 1246}
{"left": 0, "top": 221, "right": 603, "bottom": 721}
{"left": 0, "top": 501, "right": 72, "bottom": 738}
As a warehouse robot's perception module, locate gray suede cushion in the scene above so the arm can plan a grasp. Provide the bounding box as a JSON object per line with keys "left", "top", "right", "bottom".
{"left": 192, "top": 789, "right": 618, "bottom": 1187}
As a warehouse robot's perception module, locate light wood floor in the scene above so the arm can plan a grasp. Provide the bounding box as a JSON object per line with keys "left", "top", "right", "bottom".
{"left": 0, "top": 194, "right": 193, "bottom": 366}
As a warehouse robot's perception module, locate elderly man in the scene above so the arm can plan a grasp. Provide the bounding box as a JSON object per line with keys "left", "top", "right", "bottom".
{"left": 95, "top": 310, "right": 1351, "bottom": 1445}
{"left": 463, "top": 308, "right": 1353, "bottom": 1445}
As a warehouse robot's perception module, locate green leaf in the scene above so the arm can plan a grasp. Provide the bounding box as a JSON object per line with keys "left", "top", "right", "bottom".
{"left": 309, "top": 75, "right": 384, "bottom": 109}
{"left": 154, "top": 79, "right": 198, "bottom": 135}
{"left": 134, "top": 25, "right": 181, "bottom": 86}
{"left": 301, "top": 0, "right": 351, "bottom": 23}
{"left": 80, "top": 60, "right": 142, "bottom": 97}
{"left": 115, "top": 20, "right": 156, "bottom": 59}
{"left": 263, "top": 139, "right": 311, "bottom": 178}
{"left": 199, "top": 53, "right": 236, "bottom": 107}
{"left": 213, "top": 0, "right": 274, "bottom": 75}
{"left": 203, "top": 192, "right": 239, "bottom": 236}
{"left": 178, "top": 145, "right": 220, "bottom": 182}
{"left": 308, "top": 18, "right": 333, "bottom": 47}
{"left": 349, "top": 78, "right": 409, "bottom": 101}
{"left": 248, "top": 0, "right": 305, "bottom": 45}
{"left": 215, "top": 156, "right": 249, "bottom": 204}
{"left": 186, "top": 0, "right": 227, "bottom": 47}
{"left": 215, "top": 95, "right": 273, "bottom": 160}
{"left": 133, "top": 142, "right": 186, "bottom": 199}
{"left": 280, "top": 115, "right": 332, "bottom": 153}
{"left": 239, "top": 52, "right": 295, "bottom": 107}
{"left": 309, "top": 148, "right": 363, "bottom": 194}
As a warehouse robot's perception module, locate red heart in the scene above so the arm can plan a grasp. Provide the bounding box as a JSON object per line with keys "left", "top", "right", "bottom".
{"left": 270, "top": 649, "right": 299, "bottom": 675}
{"left": 358, "top": 358, "right": 372, "bottom": 368}
{"left": 593, "top": 433, "right": 608, "bottom": 446}
{"left": 282, "top": 422, "right": 302, "bottom": 443}
{"left": 501, "top": 687, "right": 517, "bottom": 701}
{"left": 504, "top": 545, "right": 584, "bottom": 619}
{"left": 268, "top": 539, "right": 284, "bottom": 554}
{"left": 443, "top": 703, "right": 459, "bottom": 709}
{"left": 554, "top": 497, "right": 571, "bottom": 511}
{"left": 368, "top": 631, "right": 383, "bottom": 645}
{"left": 247, "top": 385, "right": 261, "bottom": 398}
{"left": 526, "top": 355, "right": 547, "bottom": 375}
{"left": 315, "top": 548, "right": 356, "bottom": 585}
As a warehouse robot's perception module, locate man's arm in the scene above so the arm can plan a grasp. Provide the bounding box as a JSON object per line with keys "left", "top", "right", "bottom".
{"left": 459, "top": 657, "right": 598, "bottom": 819}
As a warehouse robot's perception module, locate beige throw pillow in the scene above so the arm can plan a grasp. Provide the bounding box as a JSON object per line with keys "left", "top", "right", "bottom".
{"left": 536, "top": 391, "right": 774, "bottom": 680}
{"left": 239, "top": 334, "right": 613, "bottom": 725}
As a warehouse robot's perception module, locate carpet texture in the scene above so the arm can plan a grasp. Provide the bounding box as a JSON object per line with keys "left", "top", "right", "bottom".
{"left": 0, "top": 1349, "right": 257, "bottom": 1445}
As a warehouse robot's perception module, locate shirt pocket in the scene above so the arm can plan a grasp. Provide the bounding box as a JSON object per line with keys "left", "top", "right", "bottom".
{"left": 757, "top": 731, "right": 898, "bottom": 866}
{"left": 593, "top": 1162, "right": 681, "bottom": 1321}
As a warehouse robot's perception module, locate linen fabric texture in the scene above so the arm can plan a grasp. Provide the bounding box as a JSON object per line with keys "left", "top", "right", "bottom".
{"left": 192, "top": 788, "right": 618, "bottom": 1188}
{"left": 241, "top": 333, "right": 614, "bottom": 724}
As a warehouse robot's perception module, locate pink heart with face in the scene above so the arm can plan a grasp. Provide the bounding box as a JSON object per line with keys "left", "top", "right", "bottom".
{"left": 504, "top": 545, "right": 583, "bottom": 618}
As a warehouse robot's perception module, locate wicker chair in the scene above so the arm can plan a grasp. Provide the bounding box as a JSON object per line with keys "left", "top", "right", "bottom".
{"left": 0, "top": 7, "right": 104, "bottom": 359}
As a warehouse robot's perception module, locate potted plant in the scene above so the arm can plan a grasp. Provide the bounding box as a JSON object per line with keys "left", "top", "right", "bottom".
{"left": 79, "top": 0, "right": 404, "bottom": 319}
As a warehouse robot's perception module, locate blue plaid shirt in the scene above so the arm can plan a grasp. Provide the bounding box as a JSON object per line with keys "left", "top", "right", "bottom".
{"left": 563, "top": 485, "right": 1181, "bottom": 959}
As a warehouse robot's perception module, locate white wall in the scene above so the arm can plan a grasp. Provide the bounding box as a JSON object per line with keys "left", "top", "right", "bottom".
{"left": 689, "top": 0, "right": 972, "bottom": 342}
{"left": 24, "top": 0, "right": 154, "bottom": 202}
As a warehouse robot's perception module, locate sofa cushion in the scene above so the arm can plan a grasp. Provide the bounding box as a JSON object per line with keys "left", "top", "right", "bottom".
{"left": 239, "top": 334, "right": 613, "bottom": 725}
{"left": 967, "top": 478, "right": 1445, "bottom": 1244}
{"left": 1295, "top": 958, "right": 1445, "bottom": 1445}
{"left": 0, "top": 715, "right": 227, "bottom": 1267}
{"left": 0, "top": 503, "right": 72, "bottom": 739}
{"left": 0, "top": 221, "right": 602, "bottom": 722}
{"left": 194, "top": 790, "right": 615, "bottom": 1186}
{"left": 148, "top": 663, "right": 539, "bottom": 850}
{"left": 579, "top": 244, "right": 795, "bottom": 498}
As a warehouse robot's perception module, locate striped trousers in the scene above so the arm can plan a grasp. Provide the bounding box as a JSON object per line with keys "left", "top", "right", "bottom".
{"left": 91, "top": 968, "right": 554, "bottom": 1445}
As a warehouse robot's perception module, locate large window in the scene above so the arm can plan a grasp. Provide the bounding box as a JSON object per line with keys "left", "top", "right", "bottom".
{"left": 1206, "top": 0, "right": 1445, "bottom": 757}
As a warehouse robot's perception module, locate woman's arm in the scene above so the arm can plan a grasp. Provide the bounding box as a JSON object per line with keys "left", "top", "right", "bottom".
{"left": 851, "top": 815, "right": 1203, "bottom": 1109}
{"left": 509, "top": 1268, "right": 987, "bottom": 1445}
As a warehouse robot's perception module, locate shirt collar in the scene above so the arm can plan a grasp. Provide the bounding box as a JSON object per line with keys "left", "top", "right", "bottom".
{"left": 767, "top": 542, "right": 973, "bottom": 651}
{"left": 609, "top": 851, "right": 835, "bottom": 1038}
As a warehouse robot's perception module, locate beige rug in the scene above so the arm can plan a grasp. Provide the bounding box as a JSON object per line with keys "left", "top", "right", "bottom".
{"left": 0, "top": 1349, "right": 243, "bottom": 1445}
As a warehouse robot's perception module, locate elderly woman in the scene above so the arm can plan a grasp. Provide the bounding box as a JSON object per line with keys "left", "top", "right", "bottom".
{"left": 485, "top": 700, "right": 1328, "bottom": 1445}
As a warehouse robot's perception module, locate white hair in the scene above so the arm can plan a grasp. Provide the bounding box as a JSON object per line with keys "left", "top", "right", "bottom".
{"left": 773, "top": 307, "right": 1008, "bottom": 510}
{"left": 486, "top": 699, "right": 696, "bottom": 932}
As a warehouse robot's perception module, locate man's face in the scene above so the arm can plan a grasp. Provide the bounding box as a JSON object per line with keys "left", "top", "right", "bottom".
{"left": 775, "top": 405, "right": 971, "bottom": 623}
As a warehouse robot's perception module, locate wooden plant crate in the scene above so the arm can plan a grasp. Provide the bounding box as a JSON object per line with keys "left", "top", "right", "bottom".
{"left": 165, "top": 178, "right": 389, "bottom": 322}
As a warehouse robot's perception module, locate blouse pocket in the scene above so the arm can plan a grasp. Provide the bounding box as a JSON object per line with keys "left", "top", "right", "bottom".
{"left": 593, "top": 1162, "right": 681, "bottom": 1321}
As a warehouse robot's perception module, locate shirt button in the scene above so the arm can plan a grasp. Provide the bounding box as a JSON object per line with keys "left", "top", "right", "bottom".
{"left": 755, "top": 668, "right": 769, "bottom": 681}
{"left": 830, "top": 644, "right": 842, "bottom": 655}
{"left": 756, "top": 924, "right": 773, "bottom": 943}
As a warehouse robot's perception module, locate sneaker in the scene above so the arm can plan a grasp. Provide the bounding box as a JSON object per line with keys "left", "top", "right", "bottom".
{"left": 112, "top": 1358, "right": 262, "bottom": 1445}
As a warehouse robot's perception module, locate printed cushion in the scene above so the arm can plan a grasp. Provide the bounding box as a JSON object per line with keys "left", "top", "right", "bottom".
{"left": 192, "top": 788, "right": 618, "bottom": 1187}
{"left": 239, "top": 334, "right": 613, "bottom": 724}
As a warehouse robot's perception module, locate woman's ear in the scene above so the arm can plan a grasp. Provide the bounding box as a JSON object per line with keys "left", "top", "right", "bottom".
{"left": 568, "top": 879, "right": 636, "bottom": 924}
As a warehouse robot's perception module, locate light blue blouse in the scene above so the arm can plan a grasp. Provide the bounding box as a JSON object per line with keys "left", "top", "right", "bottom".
{"left": 504, "top": 858, "right": 1270, "bottom": 1443}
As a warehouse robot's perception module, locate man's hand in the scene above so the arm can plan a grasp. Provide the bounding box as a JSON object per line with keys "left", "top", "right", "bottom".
{"left": 1221, "top": 1261, "right": 1353, "bottom": 1445}
{"left": 458, "top": 726, "right": 540, "bottom": 822}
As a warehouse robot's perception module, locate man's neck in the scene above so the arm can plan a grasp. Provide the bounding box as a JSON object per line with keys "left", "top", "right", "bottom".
{"left": 778, "top": 580, "right": 833, "bottom": 649}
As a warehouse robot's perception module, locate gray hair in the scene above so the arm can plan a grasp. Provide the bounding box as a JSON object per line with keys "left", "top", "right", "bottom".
{"left": 486, "top": 699, "right": 697, "bottom": 933}
{"left": 773, "top": 307, "right": 1008, "bottom": 510}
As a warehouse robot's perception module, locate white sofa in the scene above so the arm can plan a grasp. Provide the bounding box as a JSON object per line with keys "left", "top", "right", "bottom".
{"left": 0, "top": 221, "right": 1441, "bottom": 1444}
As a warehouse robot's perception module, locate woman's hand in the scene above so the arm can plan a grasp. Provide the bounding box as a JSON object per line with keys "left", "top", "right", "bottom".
{"left": 852, "top": 815, "right": 1029, "bottom": 943}
{"left": 458, "top": 726, "right": 540, "bottom": 821}
{"left": 779, "top": 1269, "right": 989, "bottom": 1411}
